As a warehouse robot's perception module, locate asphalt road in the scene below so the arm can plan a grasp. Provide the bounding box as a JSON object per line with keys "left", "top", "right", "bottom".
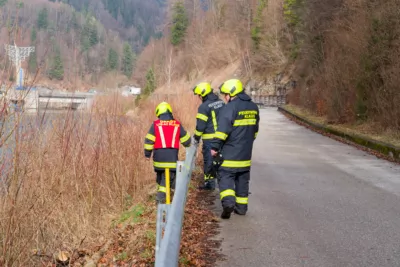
{"left": 215, "top": 108, "right": 400, "bottom": 267}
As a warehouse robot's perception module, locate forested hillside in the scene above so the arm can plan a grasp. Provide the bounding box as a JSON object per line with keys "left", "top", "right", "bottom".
{"left": 281, "top": 0, "right": 400, "bottom": 131}
{"left": 1, "top": 1, "right": 399, "bottom": 265}
{"left": 133, "top": 0, "right": 286, "bottom": 99}
{"left": 134, "top": 0, "right": 400, "bottom": 133}
{"left": 55, "top": 0, "right": 166, "bottom": 50}
{"left": 2, "top": 0, "right": 398, "bottom": 132}
{"left": 0, "top": 0, "right": 166, "bottom": 89}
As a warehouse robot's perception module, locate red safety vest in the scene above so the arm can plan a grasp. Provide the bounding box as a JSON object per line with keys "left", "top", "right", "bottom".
{"left": 154, "top": 120, "right": 181, "bottom": 149}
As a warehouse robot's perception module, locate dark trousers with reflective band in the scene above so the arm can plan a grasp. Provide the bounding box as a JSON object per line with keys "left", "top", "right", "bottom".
{"left": 155, "top": 170, "right": 176, "bottom": 201}
{"left": 202, "top": 140, "right": 215, "bottom": 186}
{"left": 218, "top": 168, "right": 250, "bottom": 214}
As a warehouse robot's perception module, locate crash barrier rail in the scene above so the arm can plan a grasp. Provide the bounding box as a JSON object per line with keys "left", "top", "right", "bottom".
{"left": 253, "top": 95, "right": 286, "bottom": 108}
{"left": 155, "top": 142, "right": 199, "bottom": 267}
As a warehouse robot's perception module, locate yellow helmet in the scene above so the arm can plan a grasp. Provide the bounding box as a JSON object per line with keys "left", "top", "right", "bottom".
{"left": 219, "top": 79, "right": 244, "bottom": 97}
{"left": 155, "top": 102, "right": 172, "bottom": 117}
{"left": 192, "top": 82, "right": 212, "bottom": 97}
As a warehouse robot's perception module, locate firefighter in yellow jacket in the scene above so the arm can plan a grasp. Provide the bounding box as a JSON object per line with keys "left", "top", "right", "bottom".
{"left": 144, "top": 102, "right": 191, "bottom": 203}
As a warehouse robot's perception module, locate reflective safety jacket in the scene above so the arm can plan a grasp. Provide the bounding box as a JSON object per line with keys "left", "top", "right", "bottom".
{"left": 194, "top": 93, "right": 225, "bottom": 141}
{"left": 153, "top": 119, "right": 181, "bottom": 149}
{"left": 211, "top": 92, "right": 260, "bottom": 171}
{"left": 144, "top": 113, "right": 191, "bottom": 171}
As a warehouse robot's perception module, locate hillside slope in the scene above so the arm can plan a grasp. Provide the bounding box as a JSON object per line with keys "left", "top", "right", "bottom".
{"left": 132, "top": 0, "right": 400, "bottom": 134}
{"left": 0, "top": 0, "right": 166, "bottom": 90}
{"left": 58, "top": 0, "right": 166, "bottom": 51}
{"left": 280, "top": 0, "right": 400, "bottom": 132}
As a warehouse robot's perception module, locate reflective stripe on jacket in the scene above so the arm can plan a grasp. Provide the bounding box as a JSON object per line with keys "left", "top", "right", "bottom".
{"left": 144, "top": 113, "right": 191, "bottom": 171}
{"left": 154, "top": 119, "right": 181, "bottom": 149}
{"left": 195, "top": 93, "right": 225, "bottom": 141}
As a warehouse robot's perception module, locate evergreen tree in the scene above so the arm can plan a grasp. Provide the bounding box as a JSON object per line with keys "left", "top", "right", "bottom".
{"left": 170, "top": 1, "right": 188, "bottom": 46}
{"left": 71, "top": 11, "right": 80, "bottom": 30}
{"left": 102, "top": 0, "right": 119, "bottom": 19}
{"left": 37, "top": 7, "right": 48, "bottom": 30}
{"left": 88, "top": 19, "right": 98, "bottom": 46}
{"left": 251, "top": 1, "right": 264, "bottom": 49}
{"left": 28, "top": 28, "right": 37, "bottom": 73}
{"left": 81, "top": 14, "right": 98, "bottom": 51}
{"left": 0, "top": 0, "right": 7, "bottom": 7}
{"left": 49, "top": 48, "right": 64, "bottom": 80}
{"left": 143, "top": 67, "right": 156, "bottom": 95}
{"left": 31, "top": 27, "right": 37, "bottom": 42}
{"left": 121, "top": 43, "right": 134, "bottom": 77}
{"left": 28, "top": 53, "right": 37, "bottom": 74}
{"left": 107, "top": 48, "right": 119, "bottom": 70}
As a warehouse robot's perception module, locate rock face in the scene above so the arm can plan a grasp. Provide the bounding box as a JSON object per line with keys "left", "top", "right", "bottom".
{"left": 245, "top": 75, "right": 286, "bottom": 96}
{"left": 246, "top": 79, "right": 275, "bottom": 96}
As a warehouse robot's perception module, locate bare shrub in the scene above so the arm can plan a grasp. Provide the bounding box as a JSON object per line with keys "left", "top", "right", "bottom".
{"left": 0, "top": 84, "right": 200, "bottom": 266}
{"left": 288, "top": 0, "right": 400, "bottom": 131}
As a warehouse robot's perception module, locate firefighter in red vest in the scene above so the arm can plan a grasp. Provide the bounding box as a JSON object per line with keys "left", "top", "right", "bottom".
{"left": 144, "top": 102, "right": 191, "bottom": 203}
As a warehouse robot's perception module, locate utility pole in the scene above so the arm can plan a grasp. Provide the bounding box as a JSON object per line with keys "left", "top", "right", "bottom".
{"left": 5, "top": 42, "right": 35, "bottom": 88}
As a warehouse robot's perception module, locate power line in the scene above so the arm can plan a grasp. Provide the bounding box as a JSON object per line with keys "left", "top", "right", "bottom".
{"left": 5, "top": 42, "right": 35, "bottom": 88}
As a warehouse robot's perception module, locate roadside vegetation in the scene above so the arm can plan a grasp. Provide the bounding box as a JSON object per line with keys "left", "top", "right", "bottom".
{"left": 2, "top": 0, "right": 400, "bottom": 265}
{"left": 0, "top": 84, "right": 201, "bottom": 266}
{"left": 284, "top": 104, "right": 400, "bottom": 148}
{"left": 283, "top": 0, "right": 400, "bottom": 136}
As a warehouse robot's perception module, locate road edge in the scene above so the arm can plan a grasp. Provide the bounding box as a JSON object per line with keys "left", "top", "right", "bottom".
{"left": 278, "top": 106, "right": 400, "bottom": 163}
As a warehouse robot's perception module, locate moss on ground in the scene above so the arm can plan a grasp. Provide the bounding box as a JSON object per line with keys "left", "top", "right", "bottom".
{"left": 284, "top": 104, "right": 400, "bottom": 147}
{"left": 280, "top": 105, "right": 400, "bottom": 162}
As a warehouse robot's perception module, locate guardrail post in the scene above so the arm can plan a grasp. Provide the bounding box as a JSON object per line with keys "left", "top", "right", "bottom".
{"left": 155, "top": 204, "right": 163, "bottom": 262}
{"left": 165, "top": 168, "right": 171, "bottom": 205}
{"left": 155, "top": 204, "right": 170, "bottom": 262}
{"left": 155, "top": 167, "right": 174, "bottom": 262}
{"left": 155, "top": 144, "right": 198, "bottom": 267}
{"left": 155, "top": 160, "right": 186, "bottom": 263}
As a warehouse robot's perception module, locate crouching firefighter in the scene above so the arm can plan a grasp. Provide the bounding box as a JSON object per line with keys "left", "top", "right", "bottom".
{"left": 211, "top": 79, "right": 260, "bottom": 219}
{"left": 192, "top": 82, "right": 225, "bottom": 190}
{"left": 144, "top": 102, "right": 191, "bottom": 203}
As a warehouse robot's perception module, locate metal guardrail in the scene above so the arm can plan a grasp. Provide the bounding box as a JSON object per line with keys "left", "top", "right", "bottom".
{"left": 155, "top": 142, "right": 199, "bottom": 267}
{"left": 252, "top": 95, "right": 286, "bottom": 107}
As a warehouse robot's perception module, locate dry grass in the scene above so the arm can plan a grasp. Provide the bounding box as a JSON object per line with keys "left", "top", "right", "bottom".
{"left": 0, "top": 84, "right": 201, "bottom": 266}
{"left": 0, "top": 0, "right": 289, "bottom": 263}
{"left": 285, "top": 104, "right": 400, "bottom": 147}
{"left": 1, "top": 109, "right": 149, "bottom": 266}
{"left": 0, "top": 1, "right": 251, "bottom": 263}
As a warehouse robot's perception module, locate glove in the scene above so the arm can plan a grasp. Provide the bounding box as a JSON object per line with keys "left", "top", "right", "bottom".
{"left": 213, "top": 152, "right": 223, "bottom": 166}
{"left": 209, "top": 152, "right": 223, "bottom": 178}
{"left": 192, "top": 135, "right": 200, "bottom": 145}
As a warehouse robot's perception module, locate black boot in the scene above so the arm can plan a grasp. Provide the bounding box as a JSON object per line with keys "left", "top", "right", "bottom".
{"left": 198, "top": 180, "right": 215, "bottom": 191}
{"left": 234, "top": 207, "right": 246, "bottom": 216}
{"left": 156, "top": 197, "right": 166, "bottom": 204}
{"left": 156, "top": 192, "right": 166, "bottom": 204}
{"left": 221, "top": 206, "right": 234, "bottom": 219}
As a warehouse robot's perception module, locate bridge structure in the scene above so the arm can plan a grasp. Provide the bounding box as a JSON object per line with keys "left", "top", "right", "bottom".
{"left": 2, "top": 43, "right": 95, "bottom": 113}
{"left": 37, "top": 89, "right": 95, "bottom": 111}
{"left": 3, "top": 87, "right": 95, "bottom": 113}
{"left": 151, "top": 90, "right": 288, "bottom": 108}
